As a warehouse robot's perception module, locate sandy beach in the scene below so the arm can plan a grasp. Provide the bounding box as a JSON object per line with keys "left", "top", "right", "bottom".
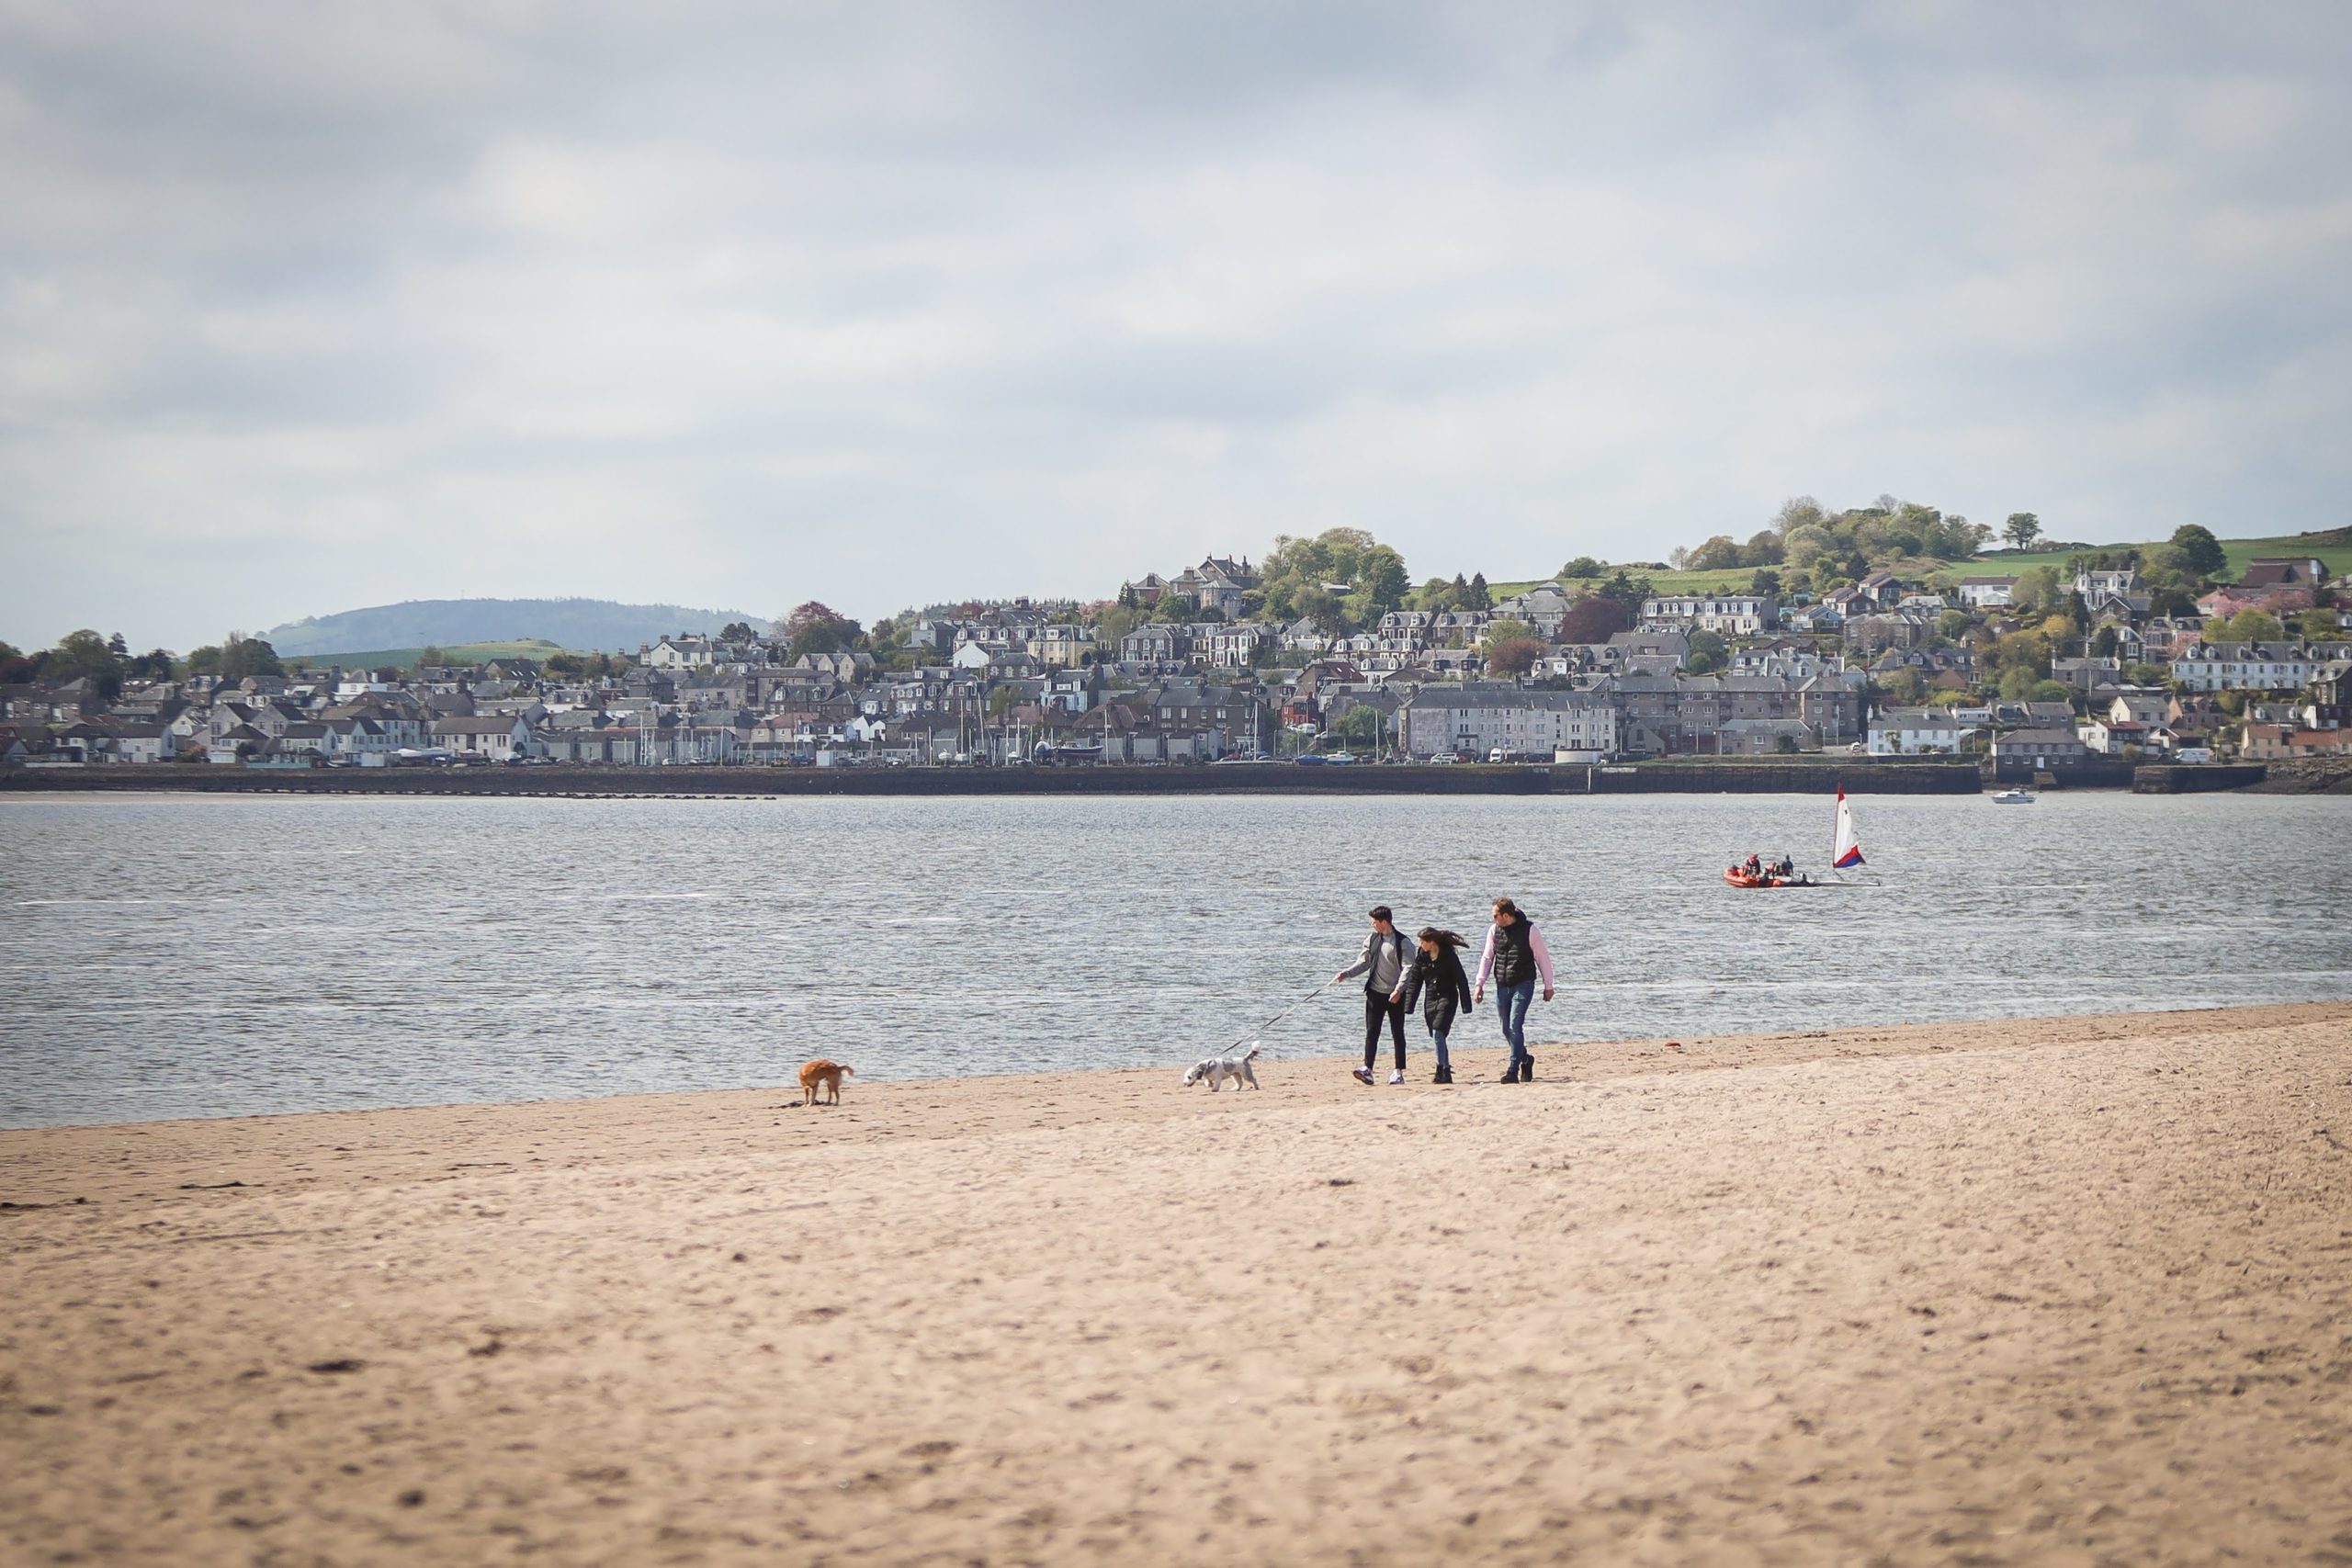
{"left": 4, "top": 1003, "right": 2348, "bottom": 1565}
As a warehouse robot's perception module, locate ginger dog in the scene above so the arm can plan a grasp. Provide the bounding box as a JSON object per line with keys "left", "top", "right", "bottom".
{"left": 798, "top": 1059, "right": 854, "bottom": 1106}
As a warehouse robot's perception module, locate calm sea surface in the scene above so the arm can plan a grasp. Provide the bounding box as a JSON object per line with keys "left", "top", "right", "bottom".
{"left": 2, "top": 790, "right": 2347, "bottom": 1127}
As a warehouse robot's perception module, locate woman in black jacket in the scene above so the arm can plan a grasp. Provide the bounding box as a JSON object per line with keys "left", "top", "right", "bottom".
{"left": 1397, "top": 927, "right": 1476, "bottom": 1084}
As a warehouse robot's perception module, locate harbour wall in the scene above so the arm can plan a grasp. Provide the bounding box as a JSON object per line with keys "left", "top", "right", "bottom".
{"left": 6, "top": 760, "right": 1986, "bottom": 798}
{"left": 2133, "top": 763, "right": 2269, "bottom": 794}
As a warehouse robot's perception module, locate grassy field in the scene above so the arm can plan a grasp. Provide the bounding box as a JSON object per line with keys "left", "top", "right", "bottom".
{"left": 283, "top": 638, "right": 574, "bottom": 671}
{"left": 1490, "top": 529, "right": 2350, "bottom": 602}
{"left": 1951, "top": 531, "right": 2352, "bottom": 581}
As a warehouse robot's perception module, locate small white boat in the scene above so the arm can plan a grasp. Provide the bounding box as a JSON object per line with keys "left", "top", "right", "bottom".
{"left": 1990, "top": 787, "right": 2035, "bottom": 804}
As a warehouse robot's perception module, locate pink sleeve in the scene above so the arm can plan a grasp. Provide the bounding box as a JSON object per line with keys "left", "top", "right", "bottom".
{"left": 1530, "top": 925, "right": 1555, "bottom": 989}
{"left": 1476, "top": 925, "right": 1498, "bottom": 987}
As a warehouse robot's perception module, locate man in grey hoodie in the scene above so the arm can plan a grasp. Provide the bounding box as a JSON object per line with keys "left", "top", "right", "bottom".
{"left": 1335, "top": 904, "right": 1413, "bottom": 1086}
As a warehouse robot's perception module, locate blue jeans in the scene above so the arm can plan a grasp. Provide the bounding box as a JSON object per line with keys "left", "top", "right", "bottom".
{"left": 1430, "top": 1025, "right": 1452, "bottom": 1073}
{"left": 1495, "top": 979, "right": 1536, "bottom": 1069}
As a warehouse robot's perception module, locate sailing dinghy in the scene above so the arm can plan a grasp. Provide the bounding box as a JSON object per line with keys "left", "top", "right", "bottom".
{"left": 1723, "top": 785, "right": 1864, "bottom": 886}
{"left": 1832, "top": 785, "right": 1864, "bottom": 871}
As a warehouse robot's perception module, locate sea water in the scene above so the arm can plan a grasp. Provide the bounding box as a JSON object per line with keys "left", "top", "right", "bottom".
{"left": 2, "top": 790, "right": 2346, "bottom": 1126}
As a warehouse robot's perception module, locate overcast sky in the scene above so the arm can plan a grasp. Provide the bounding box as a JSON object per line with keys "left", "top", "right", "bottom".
{"left": 3, "top": 1, "right": 2347, "bottom": 651}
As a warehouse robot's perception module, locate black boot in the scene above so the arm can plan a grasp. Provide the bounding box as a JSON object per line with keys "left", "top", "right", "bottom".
{"left": 1519, "top": 1056, "right": 1535, "bottom": 1082}
{"left": 1432, "top": 1066, "right": 1453, "bottom": 1084}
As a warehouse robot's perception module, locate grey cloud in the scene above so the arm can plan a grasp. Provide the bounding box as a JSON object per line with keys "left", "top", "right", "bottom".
{"left": 3, "top": 1, "right": 2349, "bottom": 649}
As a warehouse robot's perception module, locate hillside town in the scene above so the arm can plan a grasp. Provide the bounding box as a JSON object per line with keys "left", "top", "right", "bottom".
{"left": 5, "top": 531, "right": 2349, "bottom": 775}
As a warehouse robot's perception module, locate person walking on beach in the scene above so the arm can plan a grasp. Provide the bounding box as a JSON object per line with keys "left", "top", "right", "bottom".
{"left": 1336, "top": 905, "right": 1413, "bottom": 1086}
{"left": 1473, "top": 897, "right": 1555, "bottom": 1083}
{"left": 1396, "top": 927, "right": 1476, "bottom": 1085}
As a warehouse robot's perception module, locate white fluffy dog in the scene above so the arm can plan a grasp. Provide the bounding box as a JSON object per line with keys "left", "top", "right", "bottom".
{"left": 1182, "top": 1043, "right": 1262, "bottom": 1092}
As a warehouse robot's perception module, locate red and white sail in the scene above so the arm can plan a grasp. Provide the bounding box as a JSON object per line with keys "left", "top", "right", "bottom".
{"left": 1833, "top": 786, "right": 1865, "bottom": 868}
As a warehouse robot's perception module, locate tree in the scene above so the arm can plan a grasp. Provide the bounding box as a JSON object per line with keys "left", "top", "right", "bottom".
{"left": 2298, "top": 607, "right": 2343, "bottom": 640}
{"left": 1936, "top": 609, "right": 1973, "bottom": 641}
{"left": 783, "top": 602, "right": 861, "bottom": 660}
{"left": 2003, "top": 513, "right": 2042, "bottom": 549}
{"left": 1561, "top": 556, "right": 1604, "bottom": 579}
{"left": 1685, "top": 628, "right": 1728, "bottom": 674}
{"left": 1774, "top": 495, "right": 1826, "bottom": 534}
{"left": 1487, "top": 637, "right": 1546, "bottom": 679}
{"left": 193, "top": 635, "right": 285, "bottom": 680}
{"left": 2010, "top": 565, "right": 2064, "bottom": 615}
{"left": 1093, "top": 604, "right": 1138, "bottom": 647}
{"left": 2210, "top": 609, "right": 2283, "bottom": 644}
{"left": 48, "top": 628, "right": 125, "bottom": 697}
{"left": 718, "top": 621, "right": 757, "bottom": 642}
{"left": 1749, "top": 569, "right": 1781, "bottom": 598}
{"left": 244, "top": 638, "right": 287, "bottom": 679}
{"left": 1741, "top": 530, "right": 1784, "bottom": 568}
{"left": 1464, "top": 572, "right": 1491, "bottom": 611}
{"left": 2122, "top": 661, "right": 2171, "bottom": 687}
{"left": 1294, "top": 586, "right": 1346, "bottom": 636}
{"left": 1253, "top": 527, "right": 1409, "bottom": 631}
{"left": 2090, "top": 625, "right": 2120, "bottom": 659}
{"left": 1879, "top": 669, "right": 1926, "bottom": 705}
{"left": 1688, "top": 535, "right": 1742, "bottom": 571}
{"left": 2030, "top": 680, "right": 2073, "bottom": 705}
{"left": 1482, "top": 618, "right": 1534, "bottom": 646}
{"left": 1558, "top": 593, "right": 1630, "bottom": 645}
{"left": 1332, "top": 705, "right": 1384, "bottom": 745}
{"left": 2168, "top": 525, "right": 2228, "bottom": 580}
{"left": 1595, "top": 570, "right": 1654, "bottom": 615}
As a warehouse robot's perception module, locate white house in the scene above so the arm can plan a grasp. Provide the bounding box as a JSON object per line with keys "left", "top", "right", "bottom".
{"left": 431, "top": 715, "right": 539, "bottom": 761}
{"left": 2076, "top": 716, "right": 2149, "bottom": 755}
{"left": 1400, "top": 686, "right": 1618, "bottom": 761}
{"left": 2171, "top": 642, "right": 2352, "bottom": 693}
{"left": 1956, "top": 576, "right": 2018, "bottom": 609}
{"left": 1641, "top": 594, "right": 1779, "bottom": 635}
{"left": 1866, "top": 706, "right": 1978, "bottom": 755}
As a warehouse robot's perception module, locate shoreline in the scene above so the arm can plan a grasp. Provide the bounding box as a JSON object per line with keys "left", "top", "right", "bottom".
{"left": 0, "top": 998, "right": 2341, "bottom": 1147}
{"left": 5, "top": 1001, "right": 2348, "bottom": 1565}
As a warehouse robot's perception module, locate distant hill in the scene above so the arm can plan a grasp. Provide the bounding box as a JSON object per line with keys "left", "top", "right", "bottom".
{"left": 262, "top": 598, "right": 766, "bottom": 657}
{"left": 284, "top": 639, "right": 573, "bottom": 672}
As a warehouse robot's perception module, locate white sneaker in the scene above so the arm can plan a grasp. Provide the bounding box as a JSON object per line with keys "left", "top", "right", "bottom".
{"left": 1387, "top": 1070, "right": 1404, "bottom": 1086}
{"left": 1351, "top": 1066, "right": 1374, "bottom": 1086}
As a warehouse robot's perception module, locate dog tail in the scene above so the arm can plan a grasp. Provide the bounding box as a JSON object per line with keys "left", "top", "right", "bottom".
{"left": 841, "top": 1066, "right": 855, "bottom": 1076}
{"left": 1240, "top": 1043, "right": 1261, "bottom": 1062}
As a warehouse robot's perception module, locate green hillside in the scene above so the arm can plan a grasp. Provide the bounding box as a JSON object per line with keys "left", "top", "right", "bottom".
{"left": 284, "top": 639, "right": 575, "bottom": 671}
{"left": 1491, "top": 529, "right": 2350, "bottom": 602}
{"left": 1951, "top": 530, "right": 2352, "bottom": 580}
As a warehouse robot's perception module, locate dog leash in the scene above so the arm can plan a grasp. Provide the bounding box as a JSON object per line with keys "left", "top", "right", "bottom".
{"left": 1222, "top": 976, "right": 1338, "bottom": 1056}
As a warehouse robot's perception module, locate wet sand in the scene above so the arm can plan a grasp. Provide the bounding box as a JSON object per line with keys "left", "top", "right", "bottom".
{"left": 4, "top": 1003, "right": 2349, "bottom": 1565}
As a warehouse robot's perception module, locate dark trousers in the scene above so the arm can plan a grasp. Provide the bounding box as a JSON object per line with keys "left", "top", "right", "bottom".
{"left": 1363, "top": 992, "right": 1407, "bottom": 1069}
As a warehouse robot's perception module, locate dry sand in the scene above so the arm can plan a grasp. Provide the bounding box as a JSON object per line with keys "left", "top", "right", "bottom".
{"left": 4, "top": 1003, "right": 2349, "bottom": 1566}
